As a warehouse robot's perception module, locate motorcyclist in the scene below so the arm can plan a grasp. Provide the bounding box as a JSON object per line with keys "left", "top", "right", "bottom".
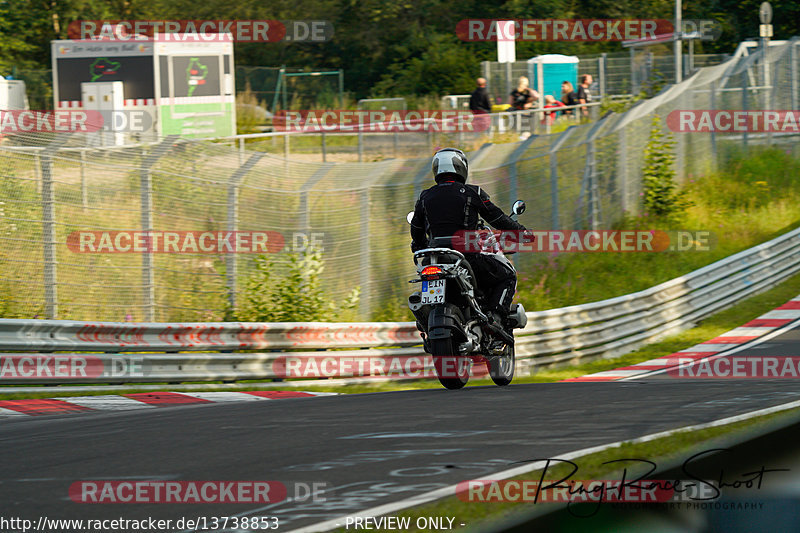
{"left": 409, "top": 148, "right": 527, "bottom": 333}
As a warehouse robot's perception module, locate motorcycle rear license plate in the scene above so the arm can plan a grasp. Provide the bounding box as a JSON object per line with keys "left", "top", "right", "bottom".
{"left": 421, "top": 279, "right": 446, "bottom": 304}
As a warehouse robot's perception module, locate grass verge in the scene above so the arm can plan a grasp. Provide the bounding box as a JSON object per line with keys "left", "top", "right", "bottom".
{"left": 516, "top": 148, "right": 800, "bottom": 312}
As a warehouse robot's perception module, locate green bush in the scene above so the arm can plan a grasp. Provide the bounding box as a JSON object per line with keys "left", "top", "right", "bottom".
{"left": 235, "top": 250, "right": 360, "bottom": 322}
{"left": 642, "top": 114, "right": 691, "bottom": 223}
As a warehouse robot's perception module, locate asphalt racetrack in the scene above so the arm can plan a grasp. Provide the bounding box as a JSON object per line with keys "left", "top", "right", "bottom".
{"left": 3, "top": 375, "right": 800, "bottom": 531}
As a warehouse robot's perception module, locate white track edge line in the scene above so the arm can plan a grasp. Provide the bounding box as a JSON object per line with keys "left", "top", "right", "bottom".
{"left": 283, "top": 398, "right": 800, "bottom": 533}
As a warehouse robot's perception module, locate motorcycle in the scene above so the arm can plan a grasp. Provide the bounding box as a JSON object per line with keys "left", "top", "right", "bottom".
{"left": 406, "top": 200, "right": 528, "bottom": 389}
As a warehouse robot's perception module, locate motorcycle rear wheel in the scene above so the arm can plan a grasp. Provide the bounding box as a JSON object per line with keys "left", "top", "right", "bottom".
{"left": 431, "top": 337, "right": 470, "bottom": 390}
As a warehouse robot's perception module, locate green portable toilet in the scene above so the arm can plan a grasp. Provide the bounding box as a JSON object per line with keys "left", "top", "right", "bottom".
{"left": 527, "top": 54, "right": 579, "bottom": 100}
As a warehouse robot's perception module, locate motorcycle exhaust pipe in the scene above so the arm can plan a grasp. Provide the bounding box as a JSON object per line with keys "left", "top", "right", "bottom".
{"left": 408, "top": 292, "right": 429, "bottom": 331}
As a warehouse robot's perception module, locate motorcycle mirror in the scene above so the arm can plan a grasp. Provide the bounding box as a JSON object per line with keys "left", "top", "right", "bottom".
{"left": 406, "top": 211, "right": 415, "bottom": 224}
{"left": 512, "top": 200, "right": 526, "bottom": 215}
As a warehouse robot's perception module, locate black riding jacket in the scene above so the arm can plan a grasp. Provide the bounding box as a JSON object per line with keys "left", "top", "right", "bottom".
{"left": 410, "top": 180, "right": 525, "bottom": 252}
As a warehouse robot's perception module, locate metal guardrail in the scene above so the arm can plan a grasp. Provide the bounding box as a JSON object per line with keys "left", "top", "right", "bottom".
{"left": 0, "top": 321, "right": 419, "bottom": 352}
{"left": 1, "top": 226, "right": 799, "bottom": 385}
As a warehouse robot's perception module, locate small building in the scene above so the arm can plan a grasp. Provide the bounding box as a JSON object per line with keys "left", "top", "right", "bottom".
{"left": 0, "top": 77, "right": 29, "bottom": 110}
{"left": 527, "top": 54, "right": 579, "bottom": 99}
{"left": 51, "top": 35, "right": 236, "bottom": 143}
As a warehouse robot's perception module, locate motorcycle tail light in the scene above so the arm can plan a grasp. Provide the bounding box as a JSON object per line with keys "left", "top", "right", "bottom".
{"left": 420, "top": 265, "right": 443, "bottom": 279}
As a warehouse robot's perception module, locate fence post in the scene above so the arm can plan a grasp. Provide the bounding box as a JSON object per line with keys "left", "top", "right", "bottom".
{"left": 630, "top": 48, "right": 637, "bottom": 94}
{"left": 600, "top": 53, "right": 607, "bottom": 98}
{"left": 299, "top": 165, "right": 332, "bottom": 239}
{"left": 33, "top": 152, "right": 41, "bottom": 191}
{"left": 412, "top": 161, "right": 431, "bottom": 202}
{"left": 741, "top": 72, "right": 749, "bottom": 152}
{"left": 321, "top": 131, "right": 327, "bottom": 162}
{"left": 587, "top": 141, "right": 598, "bottom": 230}
{"left": 40, "top": 134, "right": 71, "bottom": 319}
{"left": 792, "top": 42, "right": 799, "bottom": 112}
{"left": 580, "top": 120, "right": 606, "bottom": 230}
{"left": 284, "top": 133, "right": 290, "bottom": 176}
{"left": 710, "top": 80, "right": 717, "bottom": 162}
{"left": 768, "top": 49, "right": 778, "bottom": 148}
{"left": 617, "top": 126, "right": 628, "bottom": 215}
{"left": 360, "top": 186, "right": 371, "bottom": 319}
{"left": 226, "top": 153, "right": 264, "bottom": 314}
{"left": 80, "top": 149, "right": 88, "bottom": 210}
{"left": 508, "top": 134, "right": 536, "bottom": 203}
{"left": 504, "top": 136, "right": 537, "bottom": 264}
{"left": 505, "top": 62, "right": 513, "bottom": 103}
{"left": 238, "top": 137, "right": 245, "bottom": 165}
{"left": 140, "top": 135, "right": 179, "bottom": 322}
{"left": 358, "top": 130, "right": 363, "bottom": 162}
{"left": 549, "top": 127, "right": 575, "bottom": 230}
{"left": 338, "top": 69, "right": 345, "bottom": 107}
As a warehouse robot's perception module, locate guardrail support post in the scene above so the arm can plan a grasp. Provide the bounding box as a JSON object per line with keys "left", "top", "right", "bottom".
{"left": 40, "top": 134, "right": 71, "bottom": 319}
{"left": 140, "top": 135, "right": 179, "bottom": 322}
{"left": 226, "top": 153, "right": 265, "bottom": 315}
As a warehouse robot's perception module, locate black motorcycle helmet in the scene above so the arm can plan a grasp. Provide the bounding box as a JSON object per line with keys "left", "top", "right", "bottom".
{"left": 431, "top": 148, "right": 469, "bottom": 184}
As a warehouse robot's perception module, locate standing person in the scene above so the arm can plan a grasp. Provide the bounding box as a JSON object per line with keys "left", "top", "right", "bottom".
{"left": 468, "top": 77, "right": 492, "bottom": 132}
{"left": 509, "top": 76, "right": 539, "bottom": 111}
{"left": 577, "top": 74, "right": 593, "bottom": 119}
{"left": 561, "top": 81, "right": 578, "bottom": 116}
{"left": 541, "top": 94, "right": 566, "bottom": 125}
{"left": 469, "top": 77, "right": 491, "bottom": 113}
